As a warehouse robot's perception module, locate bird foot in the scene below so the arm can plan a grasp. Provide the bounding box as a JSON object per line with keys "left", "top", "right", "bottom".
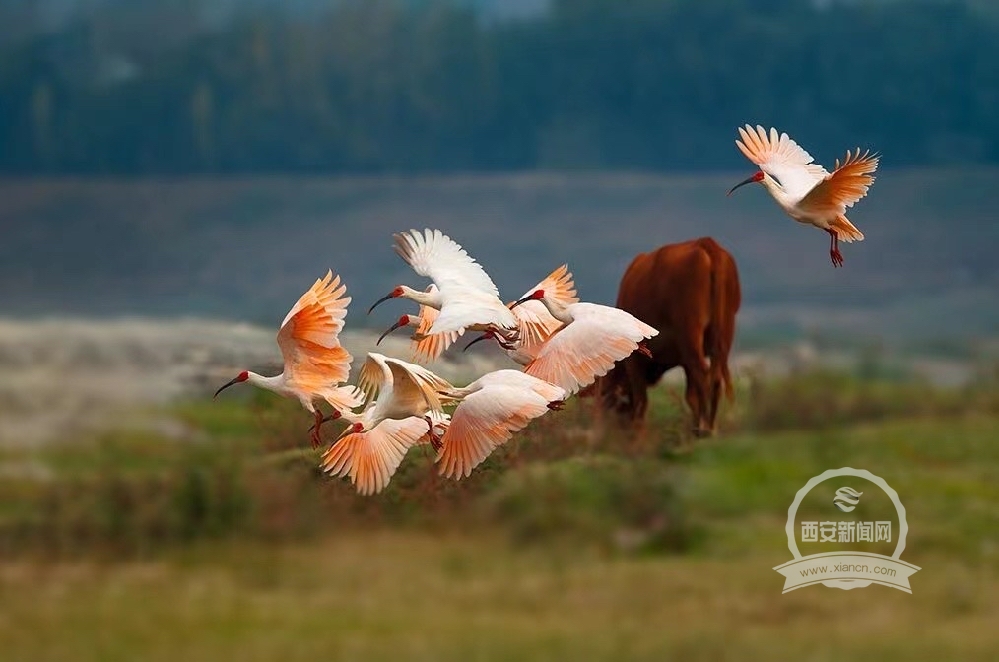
{"left": 637, "top": 342, "right": 653, "bottom": 359}
{"left": 425, "top": 416, "right": 442, "bottom": 448}
{"left": 493, "top": 325, "right": 520, "bottom": 344}
{"left": 424, "top": 416, "right": 445, "bottom": 451}
{"left": 829, "top": 248, "right": 844, "bottom": 268}
{"left": 827, "top": 229, "right": 844, "bottom": 268}
{"left": 547, "top": 399, "right": 566, "bottom": 411}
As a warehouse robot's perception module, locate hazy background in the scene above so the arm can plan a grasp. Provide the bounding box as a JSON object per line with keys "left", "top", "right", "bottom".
{"left": 1, "top": 1, "right": 999, "bottom": 660}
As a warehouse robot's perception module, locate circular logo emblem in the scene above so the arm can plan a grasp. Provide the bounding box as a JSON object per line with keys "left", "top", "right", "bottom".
{"left": 774, "top": 467, "right": 920, "bottom": 593}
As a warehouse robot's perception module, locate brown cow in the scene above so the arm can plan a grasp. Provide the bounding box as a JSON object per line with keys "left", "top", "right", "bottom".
{"left": 592, "top": 237, "right": 740, "bottom": 436}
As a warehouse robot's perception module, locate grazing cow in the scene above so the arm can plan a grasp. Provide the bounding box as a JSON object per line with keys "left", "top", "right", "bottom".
{"left": 592, "top": 237, "right": 740, "bottom": 436}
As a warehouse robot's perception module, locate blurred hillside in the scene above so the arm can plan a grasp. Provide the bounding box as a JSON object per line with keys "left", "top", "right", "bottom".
{"left": 2, "top": 170, "right": 997, "bottom": 348}
{"left": 1, "top": 0, "right": 997, "bottom": 174}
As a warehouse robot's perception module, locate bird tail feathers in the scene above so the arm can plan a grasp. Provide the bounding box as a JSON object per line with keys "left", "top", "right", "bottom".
{"left": 831, "top": 215, "right": 864, "bottom": 242}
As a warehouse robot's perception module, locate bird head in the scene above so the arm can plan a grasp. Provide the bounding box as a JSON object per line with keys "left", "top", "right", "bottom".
{"left": 510, "top": 289, "right": 545, "bottom": 309}
{"left": 377, "top": 314, "right": 415, "bottom": 345}
{"left": 463, "top": 330, "right": 496, "bottom": 352}
{"left": 368, "top": 286, "right": 405, "bottom": 315}
{"left": 727, "top": 170, "right": 765, "bottom": 196}
{"left": 335, "top": 421, "right": 365, "bottom": 441}
{"left": 214, "top": 370, "right": 249, "bottom": 399}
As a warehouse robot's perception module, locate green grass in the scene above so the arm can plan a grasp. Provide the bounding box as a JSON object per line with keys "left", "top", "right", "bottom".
{"left": 1, "top": 371, "right": 999, "bottom": 659}
{"left": 2, "top": 528, "right": 999, "bottom": 660}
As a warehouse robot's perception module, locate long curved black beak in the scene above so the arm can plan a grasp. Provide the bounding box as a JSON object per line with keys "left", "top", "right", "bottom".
{"left": 367, "top": 292, "right": 395, "bottom": 315}
{"left": 463, "top": 334, "right": 491, "bottom": 352}
{"left": 377, "top": 320, "right": 405, "bottom": 345}
{"left": 727, "top": 175, "right": 757, "bottom": 197}
{"left": 213, "top": 378, "right": 241, "bottom": 399}
{"left": 509, "top": 295, "right": 533, "bottom": 310}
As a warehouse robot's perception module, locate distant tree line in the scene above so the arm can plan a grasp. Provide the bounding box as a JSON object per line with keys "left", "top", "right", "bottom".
{"left": 0, "top": 0, "right": 997, "bottom": 174}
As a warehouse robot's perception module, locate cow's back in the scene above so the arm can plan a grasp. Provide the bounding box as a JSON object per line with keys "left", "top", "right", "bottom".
{"left": 615, "top": 238, "right": 714, "bottom": 347}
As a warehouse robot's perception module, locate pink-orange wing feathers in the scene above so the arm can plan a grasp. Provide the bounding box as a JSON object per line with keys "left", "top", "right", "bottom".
{"left": 320, "top": 416, "right": 431, "bottom": 495}
{"left": 524, "top": 303, "right": 658, "bottom": 396}
{"left": 510, "top": 264, "right": 578, "bottom": 354}
{"left": 276, "top": 270, "right": 353, "bottom": 392}
{"left": 798, "top": 148, "right": 880, "bottom": 216}
{"left": 411, "top": 302, "right": 464, "bottom": 364}
{"left": 436, "top": 371, "right": 564, "bottom": 480}
{"left": 735, "top": 124, "right": 829, "bottom": 199}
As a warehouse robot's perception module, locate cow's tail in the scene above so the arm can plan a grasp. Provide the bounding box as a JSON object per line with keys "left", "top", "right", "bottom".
{"left": 705, "top": 240, "right": 735, "bottom": 401}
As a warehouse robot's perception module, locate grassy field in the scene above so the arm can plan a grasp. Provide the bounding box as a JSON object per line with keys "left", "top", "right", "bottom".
{"left": 1, "top": 371, "right": 998, "bottom": 660}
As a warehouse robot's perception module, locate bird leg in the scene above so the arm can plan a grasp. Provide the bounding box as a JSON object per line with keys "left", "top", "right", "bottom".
{"left": 636, "top": 341, "right": 653, "bottom": 359}
{"left": 827, "top": 229, "right": 844, "bottom": 268}
{"left": 309, "top": 409, "right": 327, "bottom": 448}
{"left": 308, "top": 414, "right": 335, "bottom": 433}
{"left": 424, "top": 416, "right": 444, "bottom": 452}
{"left": 547, "top": 399, "right": 566, "bottom": 411}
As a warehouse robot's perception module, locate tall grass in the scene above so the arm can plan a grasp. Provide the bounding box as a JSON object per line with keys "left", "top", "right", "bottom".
{"left": 0, "top": 368, "right": 995, "bottom": 560}
{"left": 741, "top": 368, "right": 999, "bottom": 432}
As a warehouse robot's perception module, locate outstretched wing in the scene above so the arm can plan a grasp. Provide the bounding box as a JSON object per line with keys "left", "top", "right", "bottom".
{"left": 320, "top": 417, "right": 429, "bottom": 495}
{"left": 524, "top": 303, "right": 658, "bottom": 396}
{"left": 355, "top": 353, "right": 393, "bottom": 407}
{"left": 475, "top": 369, "right": 566, "bottom": 403}
{"left": 411, "top": 300, "right": 464, "bottom": 364}
{"left": 429, "top": 287, "right": 518, "bottom": 337}
{"left": 393, "top": 228, "right": 500, "bottom": 297}
{"left": 798, "top": 149, "right": 880, "bottom": 215}
{"left": 736, "top": 125, "right": 829, "bottom": 200}
{"left": 276, "top": 271, "right": 352, "bottom": 391}
{"left": 384, "top": 355, "right": 453, "bottom": 414}
{"left": 324, "top": 384, "right": 366, "bottom": 413}
{"left": 511, "top": 264, "right": 578, "bottom": 354}
{"left": 436, "top": 385, "right": 551, "bottom": 480}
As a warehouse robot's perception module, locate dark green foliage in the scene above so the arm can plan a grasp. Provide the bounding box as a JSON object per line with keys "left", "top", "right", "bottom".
{"left": 0, "top": 0, "right": 997, "bottom": 174}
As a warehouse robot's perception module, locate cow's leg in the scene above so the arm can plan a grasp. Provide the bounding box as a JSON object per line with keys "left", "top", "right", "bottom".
{"left": 594, "top": 372, "right": 627, "bottom": 430}
{"left": 702, "top": 333, "right": 722, "bottom": 436}
{"left": 680, "top": 339, "right": 711, "bottom": 437}
{"left": 623, "top": 358, "right": 649, "bottom": 429}
{"left": 688, "top": 367, "right": 714, "bottom": 437}
{"left": 706, "top": 369, "right": 722, "bottom": 435}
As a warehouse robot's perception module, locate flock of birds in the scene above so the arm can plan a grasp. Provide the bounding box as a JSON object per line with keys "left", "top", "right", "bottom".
{"left": 214, "top": 125, "right": 880, "bottom": 495}
{"left": 214, "top": 228, "right": 658, "bottom": 495}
